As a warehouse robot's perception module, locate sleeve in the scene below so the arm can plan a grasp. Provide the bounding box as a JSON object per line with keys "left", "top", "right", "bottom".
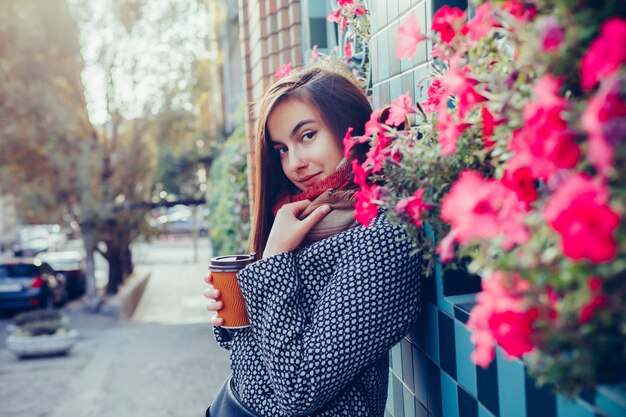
{"left": 236, "top": 219, "right": 421, "bottom": 416}
{"left": 213, "top": 326, "right": 237, "bottom": 350}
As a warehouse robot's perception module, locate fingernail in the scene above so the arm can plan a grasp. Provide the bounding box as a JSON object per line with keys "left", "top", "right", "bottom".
{"left": 321, "top": 205, "right": 330, "bottom": 213}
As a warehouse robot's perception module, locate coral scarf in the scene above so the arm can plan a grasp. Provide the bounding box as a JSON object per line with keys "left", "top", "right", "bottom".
{"left": 271, "top": 159, "right": 359, "bottom": 245}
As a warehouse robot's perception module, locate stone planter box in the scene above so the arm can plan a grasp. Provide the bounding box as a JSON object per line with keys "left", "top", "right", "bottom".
{"left": 6, "top": 329, "right": 79, "bottom": 358}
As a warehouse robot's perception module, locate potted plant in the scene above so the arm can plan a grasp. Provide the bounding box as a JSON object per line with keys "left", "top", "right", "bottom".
{"left": 339, "top": 0, "right": 626, "bottom": 397}
{"left": 6, "top": 309, "right": 79, "bottom": 358}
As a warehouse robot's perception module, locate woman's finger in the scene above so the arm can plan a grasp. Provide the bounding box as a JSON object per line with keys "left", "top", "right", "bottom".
{"left": 206, "top": 300, "right": 223, "bottom": 311}
{"left": 300, "top": 204, "right": 331, "bottom": 231}
{"left": 210, "top": 314, "right": 224, "bottom": 326}
{"left": 204, "top": 272, "right": 213, "bottom": 284}
{"left": 203, "top": 287, "right": 220, "bottom": 299}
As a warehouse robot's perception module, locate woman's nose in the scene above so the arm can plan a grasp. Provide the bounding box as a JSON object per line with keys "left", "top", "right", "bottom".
{"left": 288, "top": 151, "right": 306, "bottom": 171}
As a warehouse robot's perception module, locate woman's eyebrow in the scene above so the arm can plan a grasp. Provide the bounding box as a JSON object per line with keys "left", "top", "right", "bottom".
{"left": 289, "top": 119, "right": 316, "bottom": 138}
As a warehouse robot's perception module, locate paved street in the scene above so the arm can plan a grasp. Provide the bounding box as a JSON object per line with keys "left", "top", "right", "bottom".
{"left": 0, "top": 237, "right": 231, "bottom": 417}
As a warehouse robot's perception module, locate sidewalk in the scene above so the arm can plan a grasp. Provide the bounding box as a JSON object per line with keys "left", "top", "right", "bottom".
{"left": 0, "top": 239, "right": 231, "bottom": 417}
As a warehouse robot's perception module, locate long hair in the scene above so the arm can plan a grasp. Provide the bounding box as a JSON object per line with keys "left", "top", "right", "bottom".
{"left": 249, "top": 66, "right": 373, "bottom": 257}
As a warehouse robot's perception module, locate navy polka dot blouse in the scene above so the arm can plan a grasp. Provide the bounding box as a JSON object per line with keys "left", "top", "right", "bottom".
{"left": 213, "top": 213, "right": 422, "bottom": 416}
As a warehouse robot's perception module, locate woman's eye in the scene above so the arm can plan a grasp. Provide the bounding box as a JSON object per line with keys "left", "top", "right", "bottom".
{"left": 276, "top": 147, "right": 288, "bottom": 156}
{"left": 302, "top": 131, "right": 315, "bottom": 142}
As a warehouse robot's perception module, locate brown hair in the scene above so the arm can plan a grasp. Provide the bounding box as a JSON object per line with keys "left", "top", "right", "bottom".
{"left": 249, "top": 66, "right": 373, "bottom": 257}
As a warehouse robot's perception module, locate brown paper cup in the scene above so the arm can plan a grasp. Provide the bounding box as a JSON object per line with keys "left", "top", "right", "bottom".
{"left": 209, "top": 254, "right": 255, "bottom": 328}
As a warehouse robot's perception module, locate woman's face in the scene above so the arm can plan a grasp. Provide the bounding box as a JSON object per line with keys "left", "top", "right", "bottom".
{"left": 267, "top": 97, "right": 344, "bottom": 192}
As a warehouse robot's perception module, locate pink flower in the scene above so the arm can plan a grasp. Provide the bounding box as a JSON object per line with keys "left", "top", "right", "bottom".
{"left": 579, "top": 277, "right": 608, "bottom": 324}
{"left": 436, "top": 105, "right": 470, "bottom": 156}
{"left": 327, "top": 9, "right": 347, "bottom": 32}
{"left": 342, "top": 127, "right": 355, "bottom": 159}
{"left": 396, "top": 13, "right": 427, "bottom": 59}
{"left": 468, "top": 271, "right": 538, "bottom": 367}
{"left": 344, "top": 42, "right": 352, "bottom": 58}
{"left": 502, "top": 1, "right": 537, "bottom": 22}
{"left": 543, "top": 173, "right": 620, "bottom": 263}
{"left": 440, "top": 58, "right": 487, "bottom": 118}
{"left": 351, "top": 159, "right": 370, "bottom": 187}
{"left": 580, "top": 17, "right": 626, "bottom": 91}
{"left": 396, "top": 189, "right": 431, "bottom": 228}
{"left": 337, "top": 0, "right": 353, "bottom": 6}
{"left": 363, "top": 134, "right": 393, "bottom": 173}
{"left": 507, "top": 74, "right": 579, "bottom": 181}
{"left": 274, "top": 62, "right": 292, "bottom": 80}
{"left": 386, "top": 92, "right": 416, "bottom": 127}
{"left": 440, "top": 170, "right": 529, "bottom": 250}
{"left": 354, "top": 183, "right": 380, "bottom": 226}
{"left": 581, "top": 74, "right": 626, "bottom": 177}
{"left": 481, "top": 106, "right": 496, "bottom": 148}
{"left": 432, "top": 5, "right": 466, "bottom": 44}
{"left": 539, "top": 16, "right": 565, "bottom": 52}
{"left": 310, "top": 44, "right": 321, "bottom": 60}
{"left": 364, "top": 109, "right": 386, "bottom": 138}
{"left": 502, "top": 166, "right": 538, "bottom": 205}
{"left": 422, "top": 79, "right": 446, "bottom": 113}
{"left": 463, "top": 3, "right": 499, "bottom": 41}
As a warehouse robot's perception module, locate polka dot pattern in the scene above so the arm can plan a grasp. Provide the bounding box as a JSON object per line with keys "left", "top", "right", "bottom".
{"left": 214, "top": 213, "right": 421, "bottom": 416}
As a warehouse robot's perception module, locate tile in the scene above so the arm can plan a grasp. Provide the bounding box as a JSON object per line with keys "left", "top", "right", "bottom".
{"left": 595, "top": 386, "right": 626, "bottom": 417}
{"left": 377, "top": 0, "right": 388, "bottom": 31}
{"left": 442, "top": 268, "right": 482, "bottom": 297}
{"left": 411, "top": 308, "right": 426, "bottom": 349}
{"left": 435, "top": 262, "right": 455, "bottom": 316}
{"left": 478, "top": 403, "right": 496, "bottom": 417}
{"left": 377, "top": 29, "right": 390, "bottom": 81}
{"left": 438, "top": 310, "right": 457, "bottom": 379}
{"left": 525, "top": 369, "right": 556, "bottom": 417}
{"left": 379, "top": 81, "right": 391, "bottom": 107}
{"left": 556, "top": 395, "right": 596, "bottom": 417}
{"left": 399, "top": 0, "right": 412, "bottom": 15}
{"left": 405, "top": 384, "right": 417, "bottom": 417}
{"left": 393, "top": 373, "right": 405, "bottom": 417}
{"left": 476, "top": 358, "right": 499, "bottom": 416}
{"left": 390, "top": 75, "right": 403, "bottom": 101}
{"left": 385, "top": 410, "right": 394, "bottom": 417}
{"left": 389, "top": 22, "right": 401, "bottom": 78}
{"left": 392, "top": 341, "right": 403, "bottom": 379}
{"left": 413, "top": 1, "right": 429, "bottom": 66}
{"left": 370, "top": 34, "right": 380, "bottom": 84}
{"left": 424, "top": 302, "right": 440, "bottom": 365}
{"left": 402, "top": 71, "right": 416, "bottom": 102}
{"left": 454, "top": 321, "right": 477, "bottom": 397}
{"left": 412, "top": 345, "right": 429, "bottom": 406}
{"left": 458, "top": 386, "right": 478, "bottom": 417}
{"left": 433, "top": 0, "right": 468, "bottom": 14}
{"left": 402, "top": 338, "right": 416, "bottom": 393}
{"left": 370, "top": 1, "right": 379, "bottom": 33}
{"left": 427, "top": 357, "right": 443, "bottom": 417}
{"left": 413, "top": 65, "right": 430, "bottom": 105}
{"left": 441, "top": 371, "right": 460, "bottom": 417}
{"left": 416, "top": 397, "right": 429, "bottom": 417}
{"left": 387, "top": 368, "right": 395, "bottom": 415}
{"left": 387, "top": 0, "right": 399, "bottom": 25}
{"left": 496, "top": 349, "right": 526, "bottom": 417}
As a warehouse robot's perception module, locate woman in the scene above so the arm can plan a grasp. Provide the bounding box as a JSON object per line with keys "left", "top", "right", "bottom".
{"left": 204, "top": 65, "right": 421, "bottom": 417}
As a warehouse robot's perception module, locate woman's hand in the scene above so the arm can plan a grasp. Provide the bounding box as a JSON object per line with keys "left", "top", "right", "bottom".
{"left": 204, "top": 272, "right": 224, "bottom": 326}
{"left": 263, "top": 200, "right": 331, "bottom": 259}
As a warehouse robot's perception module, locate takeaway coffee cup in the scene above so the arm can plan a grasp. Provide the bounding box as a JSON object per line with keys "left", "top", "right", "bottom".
{"left": 208, "top": 254, "right": 255, "bottom": 328}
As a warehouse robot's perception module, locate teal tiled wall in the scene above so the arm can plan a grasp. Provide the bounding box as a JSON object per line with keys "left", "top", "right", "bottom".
{"left": 368, "top": 3, "right": 626, "bottom": 416}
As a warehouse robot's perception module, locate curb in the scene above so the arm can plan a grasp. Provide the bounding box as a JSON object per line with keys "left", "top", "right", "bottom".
{"left": 99, "top": 270, "right": 152, "bottom": 319}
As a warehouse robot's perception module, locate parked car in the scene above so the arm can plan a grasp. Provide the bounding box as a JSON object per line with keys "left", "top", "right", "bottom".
{"left": 37, "top": 251, "right": 86, "bottom": 299}
{"left": 152, "top": 210, "right": 209, "bottom": 236}
{"left": 12, "top": 224, "right": 67, "bottom": 257}
{"left": 0, "top": 258, "right": 67, "bottom": 311}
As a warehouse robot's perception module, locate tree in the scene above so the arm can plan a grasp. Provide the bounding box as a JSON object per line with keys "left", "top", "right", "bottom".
{"left": 0, "top": 0, "right": 218, "bottom": 297}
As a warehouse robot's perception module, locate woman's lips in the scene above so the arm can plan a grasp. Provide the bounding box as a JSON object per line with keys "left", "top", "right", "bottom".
{"left": 300, "top": 173, "right": 321, "bottom": 187}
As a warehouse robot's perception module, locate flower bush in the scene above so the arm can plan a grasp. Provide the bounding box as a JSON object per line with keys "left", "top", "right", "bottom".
{"left": 341, "top": 0, "right": 626, "bottom": 395}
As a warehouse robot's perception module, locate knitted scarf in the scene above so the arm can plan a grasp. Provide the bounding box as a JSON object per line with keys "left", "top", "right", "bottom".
{"left": 271, "top": 159, "right": 359, "bottom": 245}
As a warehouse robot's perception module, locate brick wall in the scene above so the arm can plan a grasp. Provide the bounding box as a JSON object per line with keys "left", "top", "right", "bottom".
{"left": 237, "top": 0, "right": 303, "bottom": 202}
{"left": 369, "top": 2, "right": 625, "bottom": 417}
